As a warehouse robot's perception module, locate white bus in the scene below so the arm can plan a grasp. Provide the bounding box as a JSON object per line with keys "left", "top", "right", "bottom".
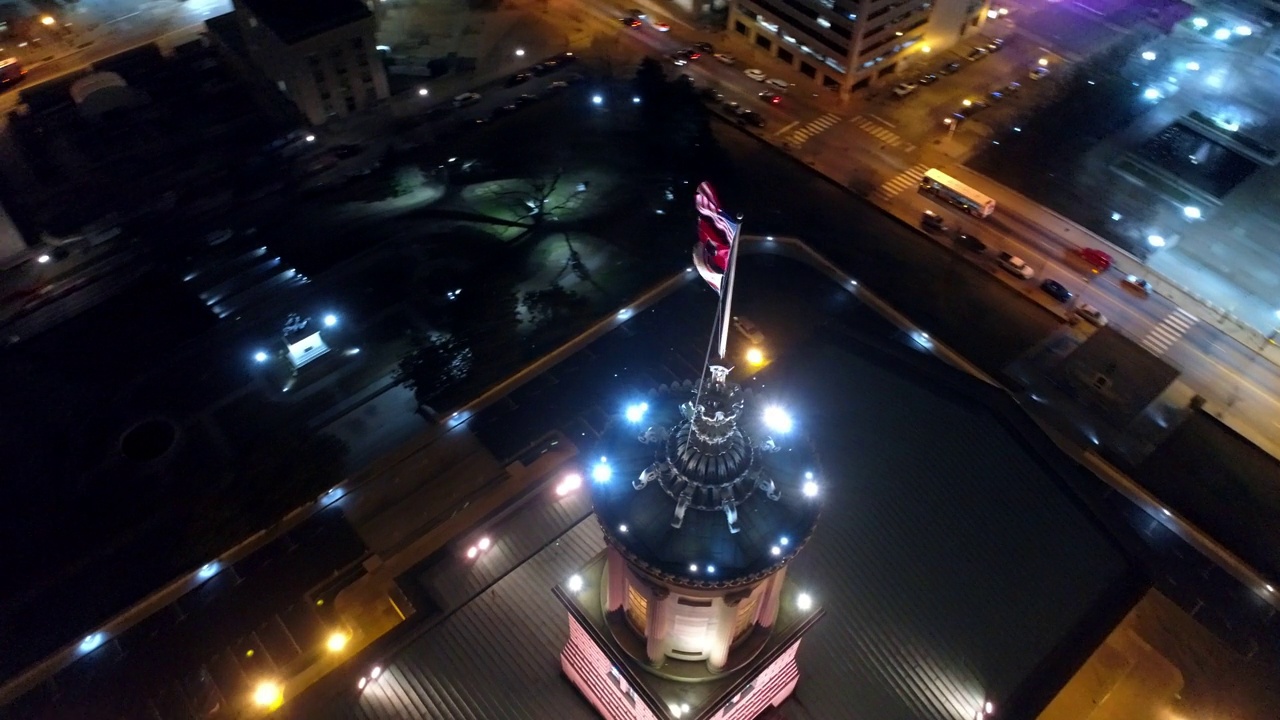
{"left": 918, "top": 168, "right": 996, "bottom": 218}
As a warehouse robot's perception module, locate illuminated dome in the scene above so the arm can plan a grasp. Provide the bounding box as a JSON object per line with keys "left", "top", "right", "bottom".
{"left": 591, "top": 365, "right": 822, "bottom": 589}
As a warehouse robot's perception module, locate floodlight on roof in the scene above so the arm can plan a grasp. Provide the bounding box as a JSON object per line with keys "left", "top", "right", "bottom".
{"left": 197, "top": 562, "right": 220, "bottom": 580}
{"left": 568, "top": 574, "right": 584, "bottom": 592}
{"left": 592, "top": 460, "right": 612, "bottom": 483}
{"left": 477, "top": 536, "right": 492, "bottom": 551}
{"left": 79, "top": 633, "right": 105, "bottom": 654}
{"left": 803, "top": 480, "right": 819, "bottom": 497}
{"left": 763, "top": 406, "right": 793, "bottom": 433}
{"left": 796, "top": 592, "right": 813, "bottom": 610}
{"left": 625, "top": 402, "right": 648, "bottom": 423}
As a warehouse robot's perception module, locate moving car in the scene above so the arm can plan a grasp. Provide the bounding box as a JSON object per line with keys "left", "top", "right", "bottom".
{"left": 670, "top": 52, "right": 689, "bottom": 66}
{"left": 966, "top": 47, "right": 989, "bottom": 62}
{"left": 766, "top": 78, "right": 790, "bottom": 91}
{"left": 893, "top": 82, "right": 919, "bottom": 98}
{"left": 940, "top": 61, "right": 962, "bottom": 75}
{"left": 759, "top": 90, "right": 782, "bottom": 104}
{"left": 955, "top": 233, "right": 986, "bottom": 253}
{"left": 998, "top": 252, "right": 1035, "bottom": 279}
{"left": 620, "top": 16, "right": 642, "bottom": 27}
{"left": 1004, "top": 81, "right": 1022, "bottom": 94}
{"left": 917, "top": 73, "right": 939, "bottom": 85}
{"left": 1039, "top": 278, "right": 1073, "bottom": 303}
{"left": 628, "top": 7, "right": 647, "bottom": 18}
{"left": 732, "top": 316, "right": 766, "bottom": 344}
{"left": 922, "top": 210, "right": 949, "bottom": 232}
{"left": 1029, "top": 66, "right": 1050, "bottom": 80}
{"left": 452, "top": 92, "right": 482, "bottom": 107}
{"left": 652, "top": 21, "right": 671, "bottom": 31}
{"left": 987, "top": 90, "right": 1005, "bottom": 103}
{"left": 744, "top": 68, "right": 767, "bottom": 81}
{"left": 1122, "top": 274, "right": 1152, "bottom": 295}
{"left": 714, "top": 53, "right": 736, "bottom": 65}
{"left": 1077, "top": 247, "right": 1113, "bottom": 272}
{"left": 1072, "top": 304, "right": 1108, "bottom": 327}
{"left": 986, "top": 38, "right": 1005, "bottom": 52}
{"left": 694, "top": 42, "right": 715, "bottom": 53}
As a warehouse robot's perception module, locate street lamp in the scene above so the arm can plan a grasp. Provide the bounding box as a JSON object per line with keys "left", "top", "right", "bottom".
{"left": 253, "top": 681, "right": 284, "bottom": 709}
{"left": 417, "top": 87, "right": 428, "bottom": 96}
{"left": 515, "top": 48, "right": 525, "bottom": 57}
{"left": 1141, "top": 50, "right": 1156, "bottom": 61}
{"left": 1147, "top": 234, "right": 1166, "bottom": 248}
{"left": 943, "top": 117, "right": 958, "bottom": 140}
{"left": 1038, "top": 57, "right": 1049, "bottom": 67}
{"left": 40, "top": 15, "right": 55, "bottom": 26}
{"left": 1183, "top": 206, "right": 1201, "bottom": 220}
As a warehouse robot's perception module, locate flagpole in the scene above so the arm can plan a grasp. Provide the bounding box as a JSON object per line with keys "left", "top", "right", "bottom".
{"left": 716, "top": 216, "right": 744, "bottom": 360}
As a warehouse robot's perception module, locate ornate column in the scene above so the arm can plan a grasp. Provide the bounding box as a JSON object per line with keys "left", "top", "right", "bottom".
{"left": 645, "top": 586, "right": 671, "bottom": 666}
{"left": 758, "top": 567, "right": 788, "bottom": 629}
{"left": 706, "top": 596, "right": 738, "bottom": 672}
{"left": 603, "top": 548, "right": 627, "bottom": 613}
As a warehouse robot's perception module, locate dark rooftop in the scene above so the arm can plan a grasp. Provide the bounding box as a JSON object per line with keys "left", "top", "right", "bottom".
{"left": 239, "top": 0, "right": 372, "bottom": 45}
{"left": 300, "top": 328, "right": 1140, "bottom": 720}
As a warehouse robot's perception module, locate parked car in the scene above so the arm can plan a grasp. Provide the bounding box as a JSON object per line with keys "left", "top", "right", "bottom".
{"left": 922, "top": 210, "right": 949, "bottom": 232}
{"left": 739, "top": 110, "right": 766, "bottom": 127}
{"left": 506, "top": 72, "right": 531, "bottom": 87}
{"left": 489, "top": 104, "right": 520, "bottom": 120}
{"left": 766, "top": 77, "right": 790, "bottom": 91}
{"left": 744, "top": 68, "right": 767, "bottom": 81}
{"left": 1072, "top": 304, "right": 1108, "bottom": 327}
{"left": 1004, "top": 81, "right": 1022, "bottom": 94}
{"left": 732, "top": 316, "right": 766, "bottom": 344}
{"left": 452, "top": 92, "right": 482, "bottom": 107}
{"left": 553, "top": 52, "right": 577, "bottom": 65}
{"left": 714, "top": 53, "right": 736, "bottom": 65}
{"left": 698, "top": 87, "right": 725, "bottom": 103}
{"left": 918, "top": 73, "right": 939, "bottom": 85}
{"left": 1029, "top": 66, "right": 1050, "bottom": 80}
{"left": 998, "top": 252, "right": 1035, "bottom": 279}
{"left": 1039, "top": 278, "right": 1073, "bottom": 303}
{"left": 987, "top": 90, "right": 1005, "bottom": 103}
{"left": 966, "top": 47, "right": 989, "bottom": 62}
{"left": 723, "top": 100, "right": 744, "bottom": 115}
{"left": 893, "top": 82, "right": 919, "bottom": 98}
{"left": 940, "top": 61, "right": 962, "bottom": 75}
{"left": 986, "top": 38, "right": 1005, "bottom": 52}
{"left": 514, "top": 93, "right": 540, "bottom": 107}
{"left": 1077, "top": 247, "right": 1113, "bottom": 272}
{"left": 694, "top": 42, "right": 715, "bottom": 53}
{"left": 546, "top": 80, "right": 570, "bottom": 91}
{"left": 652, "top": 21, "right": 671, "bottom": 31}
{"left": 1122, "top": 274, "right": 1152, "bottom": 295}
{"left": 670, "top": 52, "right": 689, "bottom": 66}
{"left": 955, "top": 233, "right": 986, "bottom": 253}
{"left": 530, "top": 62, "right": 554, "bottom": 76}
{"left": 620, "top": 16, "right": 642, "bottom": 27}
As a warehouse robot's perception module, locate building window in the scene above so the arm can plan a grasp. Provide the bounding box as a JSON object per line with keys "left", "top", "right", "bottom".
{"left": 823, "top": 74, "right": 840, "bottom": 89}
{"left": 755, "top": 34, "right": 772, "bottom": 50}
{"left": 777, "top": 47, "right": 794, "bottom": 63}
{"left": 625, "top": 583, "right": 648, "bottom": 635}
{"left": 320, "top": 91, "right": 331, "bottom": 101}
{"left": 361, "top": 73, "right": 372, "bottom": 84}
{"left": 345, "top": 96, "right": 357, "bottom": 112}
{"left": 799, "top": 61, "right": 816, "bottom": 78}
{"left": 306, "top": 54, "right": 320, "bottom": 67}
{"left": 732, "top": 591, "right": 760, "bottom": 642}
{"left": 735, "top": 20, "right": 748, "bottom": 34}
{"left": 351, "top": 37, "right": 364, "bottom": 51}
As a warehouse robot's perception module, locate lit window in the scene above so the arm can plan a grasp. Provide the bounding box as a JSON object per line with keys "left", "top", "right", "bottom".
{"left": 816, "top": 17, "right": 831, "bottom": 28}
{"left": 626, "top": 583, "right": 649, "bottom": 635}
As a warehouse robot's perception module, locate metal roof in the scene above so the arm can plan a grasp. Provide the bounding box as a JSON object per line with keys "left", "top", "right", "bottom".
{"left": 306, "top": 338, "right": 1136, "bottom": 720}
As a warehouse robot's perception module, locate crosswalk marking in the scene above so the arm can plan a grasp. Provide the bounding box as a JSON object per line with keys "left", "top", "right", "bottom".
{"left": 1140, "top": 309, "right": 1198, "bottom": 355}
{"left": 875, "top": 163, "right": 929, "bottom": 201}
{"left": 851, "top": 115, "right": 902, "bottom": 147}
{"left": 787, "top": 113, "right": 843, "bottom": 146}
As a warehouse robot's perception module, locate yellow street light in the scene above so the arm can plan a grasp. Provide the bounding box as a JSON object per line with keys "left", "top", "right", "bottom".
{"left": 921, "top": 45, "right": 931, "bottom": 54}
{"left": 252, "top": 680, "right": 284, "bottom": 709}
{"left": 40, "top": 15, "right": 55, "bottom": 26}
{"left": 962, "top": 99, "right": 972, "bottom": 106}
{"left": 326, "top": 630, "right": 350, "bottom": 653}
{"left": 745, "top": 347, "right": 765, "bottom": 366}
{"left": 1038, "top": 57, "right": 1049, "bottom": 66}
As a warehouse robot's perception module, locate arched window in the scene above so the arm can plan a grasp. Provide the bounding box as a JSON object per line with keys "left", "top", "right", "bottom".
{"left": 626, "top": 582, "right": 649, "bottom": 636}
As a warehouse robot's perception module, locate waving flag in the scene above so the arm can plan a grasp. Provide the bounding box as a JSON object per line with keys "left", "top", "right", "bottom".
{"left": 693, "top": 182, "right": 740, "bottom": 293}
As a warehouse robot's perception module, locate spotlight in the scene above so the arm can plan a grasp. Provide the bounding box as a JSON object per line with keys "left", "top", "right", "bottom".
{"left": 796, "top": 592, "right": 813, "bottom": 610}
{"left": 591, "top": 94, "right": 603, "bottom": 106}
{"left": 555, "top": 472, "right": 583, "bottom": 496}
{"left": 568, "top": 574, "right": 584, "bottom": 592}
{"left": 592, "top": 461, "right": 612, "bottom": 483}
{"left": 326, "top": 631, "right": 350, "bottom": 653}
{"left": 477, "top": 536, "right": 492, "bottom": 551}
{"left": 370, "top": 666, "right": 383, "bottom": 679}
{"left": 323, "top": 313, "right": 338, "bottom": 327}
{"left": 254, "top": 351, "right": 269, "bottom": 363}
{"left": 763, "top": 406, "right": 793, "bottom": 433}
{"left": 625, "top": 402, "right": 649, "bottom": 423}
{"left": 252, "top": 681, "right": 283, "bottom": 708}
{"left": 1183, "top": 206, "right": 1201, "bottom": 219}
{"left": 803, "top": 480, "right": 820, "bottom": 497}
{"left": 745, "top": 347, "right": 765, "bottom": 366}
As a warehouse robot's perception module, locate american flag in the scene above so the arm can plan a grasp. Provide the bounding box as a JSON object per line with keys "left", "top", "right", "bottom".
{"left": 693, "top": 181, "right": 740, "bottom": 294}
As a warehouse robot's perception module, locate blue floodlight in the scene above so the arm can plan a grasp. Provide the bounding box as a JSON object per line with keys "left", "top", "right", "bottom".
{"left": 323, "top": 313, "right": 338, "bottom": 327}
{"left": 1142, "top": 87, "right": 1161, "bottom": 100}
{"left": 254, "top": 351, "right": 269, "bottom": 363}
{"left": 197, "top": 562, "right": 220, "bottom": 580}
{"left": 592, "top": 459, "right": 612, "bottom": 483}
{"left": 632, "top": 95, "right": 641, "bottom": 104}
{"left": 79, "top": 633, "right": 105, "bottom": 654}
{"left": 592, "top": 94, "right": 604, "bottom": 106}
{"left": 1212, "top": 28, "right": 1231, "bottom": 40}
{"left": 763, "top": 405, "right": 794, "bottom": 434}
{"left": 625, "top": 402, "right": 649, "bottom": 423}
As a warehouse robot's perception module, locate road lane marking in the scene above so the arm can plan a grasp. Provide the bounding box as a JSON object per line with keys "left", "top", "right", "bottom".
{"left": 867, "top": 114, "right": 896, "bottom": 128}
{"left": 851, "top": 115, "right": 901, "bottom": 147}
{"left": 875, "top": 163, "right": 929, "bottom": 201}
{"left": 1141, "top": 310, "right": 1199, "bottom": 357}
{"left": 786, "top": 113, "right": 842, "bottom": 146}
{"left": 773, "top": 120, "right": 799, "bottom": 137}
